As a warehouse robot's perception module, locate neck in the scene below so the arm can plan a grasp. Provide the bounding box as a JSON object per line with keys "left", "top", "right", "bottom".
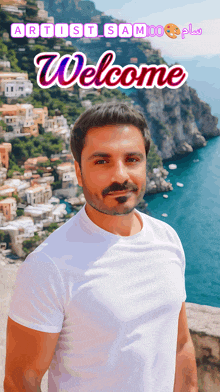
{"left": 85, "top": 203, "right": 142, "bottom": 236}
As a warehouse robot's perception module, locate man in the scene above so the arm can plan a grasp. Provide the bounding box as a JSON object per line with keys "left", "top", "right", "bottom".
{"left": 4, "top": 102, "right": 198, "bottom": 392}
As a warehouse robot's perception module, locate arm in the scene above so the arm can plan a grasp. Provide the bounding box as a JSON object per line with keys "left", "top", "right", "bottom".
{"left": 4, "top": 317, "right": 60, "bottom": 392}
{"left": 173, "top": 303, "right": 198, "bottom": 392}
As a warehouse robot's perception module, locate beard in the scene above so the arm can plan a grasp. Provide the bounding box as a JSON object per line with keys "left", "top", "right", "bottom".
{"left": 80, "top": 174, "right": 146, "bottom": 216}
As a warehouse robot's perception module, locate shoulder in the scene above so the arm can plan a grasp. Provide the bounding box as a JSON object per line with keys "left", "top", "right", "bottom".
{"left": 31, "top": 210, "right": 82, "bottom": 259}
{"left": 139, "top": 211, "right": 183, "bottom": 248}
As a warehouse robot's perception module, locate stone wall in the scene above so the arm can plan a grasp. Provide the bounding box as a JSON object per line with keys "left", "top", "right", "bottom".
{"left": 186, "top": 302, "right": 220, "bottom": 392}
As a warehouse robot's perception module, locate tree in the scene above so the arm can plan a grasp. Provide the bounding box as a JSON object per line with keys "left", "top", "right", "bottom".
{"left": 23, "top": 232, "right": 40, "bottom": 254}
{"left": 6, "top": 125, "right": 13, "bottom": 132}
{"left": 0, "top": 230, "right": 5, "bottom": 242}
{"left": 16, "top": 209, "right": 24, "bottom": 217}
{"left": 146, "top": 142, "right": 163, "bottom": 172}
{"left": 47, "top": 222, "right": 59, "bottom": 233}
{"left": 37, "top": 168, "right": 44, "bottom": 177}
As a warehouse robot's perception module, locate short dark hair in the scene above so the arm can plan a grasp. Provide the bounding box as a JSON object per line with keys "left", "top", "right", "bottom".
{"left": 70, "top": 102, "right": 151, "bottom": 168}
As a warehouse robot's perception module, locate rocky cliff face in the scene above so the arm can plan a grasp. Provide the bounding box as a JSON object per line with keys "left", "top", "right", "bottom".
{"left": 133, "top": 82, "right": 218, "bottom": 160}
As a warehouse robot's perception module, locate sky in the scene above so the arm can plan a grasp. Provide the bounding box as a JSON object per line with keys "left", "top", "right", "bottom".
{"left": 93, "top": 0, "right": 220, "bottom": 59}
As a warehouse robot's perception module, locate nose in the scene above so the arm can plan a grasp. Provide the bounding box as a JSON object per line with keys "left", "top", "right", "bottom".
{"left": 110, "top": 160, "right": 130, "bottom": 183}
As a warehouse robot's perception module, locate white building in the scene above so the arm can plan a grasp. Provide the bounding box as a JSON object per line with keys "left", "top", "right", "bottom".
{"left": 52, "top": 203, "right": 67, "bottom": 222}
{"left": 24, "top": 202, "right": 67, "bottom": 224}
{"left": 25, "top": 183, "right": 52, "bottom": 206}
{"left": 45, "top": 115, "right": 70, "bottom": 144}
{"left": 1, "top": 103, "right": 35, "bottom": 129}
{"left": 4, "top": 179, "right": 31, "bottom": 199}
{"left": 24, "top": 203, "right": 54, "bottom": 222}
{"left": 0, "top": 60, "right": 10, "bottom": 70}
{"left": 5, "top": 77, "right": 33, "bottom": 98}
{"left": 0, "top": 5, "right": 24, "bottom": 16}
{"left": 0, "top": 216, "right": 43, "bottom": 257}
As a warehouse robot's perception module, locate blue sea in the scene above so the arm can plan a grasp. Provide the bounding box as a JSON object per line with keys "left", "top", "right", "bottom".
{"left": 144, "top": 136, "right": 220, "bottom": 308}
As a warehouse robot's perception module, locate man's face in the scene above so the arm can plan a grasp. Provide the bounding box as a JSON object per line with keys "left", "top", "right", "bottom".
{"left": 74, "top": 124, "right": 147, "bottom": 216}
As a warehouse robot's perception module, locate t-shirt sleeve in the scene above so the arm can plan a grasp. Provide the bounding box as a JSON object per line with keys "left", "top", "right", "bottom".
{"left": 8, "top": 250, "right": 66, "bottom": 333}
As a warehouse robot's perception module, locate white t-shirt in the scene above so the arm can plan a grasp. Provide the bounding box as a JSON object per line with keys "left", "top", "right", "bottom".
{"left": 9, "top": 205, "right": 186, "bottom": 392}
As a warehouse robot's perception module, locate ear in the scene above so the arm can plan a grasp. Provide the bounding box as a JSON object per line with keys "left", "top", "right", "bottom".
{"left": 74, "top": 160, "right": 83, "bottom": 187}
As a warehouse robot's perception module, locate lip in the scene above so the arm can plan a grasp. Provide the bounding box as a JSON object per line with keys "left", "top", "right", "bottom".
{"left": 107, "top": 190, "right": 132, "bottom": 196}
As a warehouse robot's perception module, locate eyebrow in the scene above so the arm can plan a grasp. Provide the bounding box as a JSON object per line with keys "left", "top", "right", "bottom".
{"left": 87, "top": 152, "right": 145, "bottom": 161}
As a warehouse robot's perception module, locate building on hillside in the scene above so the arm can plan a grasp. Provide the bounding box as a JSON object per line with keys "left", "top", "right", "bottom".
{"left": 23, "top": 171, "right": 32, "bottom": 180}
{"left": 62, "top": 171, "right": 78, "bottom": 188}
{"left": 0, "top": 197, "right": 17, "bottom": 221}
{"left": 56, "top": 162, "right": 74, "bottom": 180}
{"left": 56, "top": 162, "right": 78, "bottom": 189}
{"left": 0, "top": 72, "right": 29, "bottom": 95}
{"left": 4, "top": 77, "right": 33, "bottom": 98}
{"left": 0, "top": 216, "right": 42, "bottom": 257}
{"left": 24, "top": 156, "right": 49, "bottom": 171}
{"left": 25, "top": 183, "right": 52, "bottom": 205}
{"left": 45, "top": 114, "right": 68, "bottom": 131}
{"left": 0, "top": 4, "right": 25, "bottom": 16}
{"left": 31, "top": 175, "right": 54, "bottom": 187}
{"left": 0, "top": 60, "right": 10, "bottom": 70}
{"left": 0, "top": 184, "right": 17, "bottom": 197}
{"left": 24, "top": 202, "right": 67, "bottom": 223}
{"left": 0, "top": 143, "right": 12, "bottom": 169}
{"left": 33, "top": 107, "right": 48, "bottom": 128}
{"left": 24, "top": 203, "right": 54, "bottom": 223}
{"left": 3, "top": 178, "right": 31, "bottom": 200}
{"left": 0, "top": 211, "right": 6, "bottom": 226}
{"left": 44, "top": 114, "right": 70, "bottom": 143}
{"left": 0, "top": 167, "right": 7, "bottom": 186}
{"left": 0, "top": 104, "right": 38, "bottom": 137}
{"left": 52, "top": 203, "right": 67, "bottom": 222}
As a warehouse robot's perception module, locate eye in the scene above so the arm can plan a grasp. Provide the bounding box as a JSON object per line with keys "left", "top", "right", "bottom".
{"left": 127, "top": 157, "right": 139, "bottom": 163}
{"left": 94, "top": 159, "right": 108, "bottom": 164}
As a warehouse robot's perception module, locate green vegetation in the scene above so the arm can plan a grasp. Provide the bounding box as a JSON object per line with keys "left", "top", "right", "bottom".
{"left": 181, "top": 107, "right": 194, "bottom": 121}
{"left": 0, "top": 230, "right": 11, "bottom": 247}
{"left": 16, "top": 208, "right": 24, "bottom": 217}
{"left": 64, "top": 213, "right": 72, "bottom": 220}
{"left": 47, "top": 222, "right": 59, "bottom": 233}
{"left": 9, "top": 133, "right": 63, "bottom": 165}
{"left": 147, "top": 141, "right": 163, "bottom": 172}
{"left": 51, "top": 180, "right": 62, "bottom": 190}
{"left": 0, "top": 120, "right": 7, "bottom": 131}
{"left": 12, "top": 192, "right": 21, "bottom": 203}
{"left": 151, "top": 117, "right": 170, "bottom": 136}
{"left": 23, "top": 232, "right": 40, "bottom": 254}
{"left": 137, "top": 42, "right": 152, "bottom": 52}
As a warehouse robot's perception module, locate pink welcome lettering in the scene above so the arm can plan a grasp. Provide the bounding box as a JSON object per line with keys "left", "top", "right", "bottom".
{"left": 34, "top": 50, "right": 188, "bottom": 89}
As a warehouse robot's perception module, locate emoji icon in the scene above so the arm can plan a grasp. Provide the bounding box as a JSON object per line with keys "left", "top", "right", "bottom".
{"left": 164, "top": 23, "right": 180, "bottom": 39}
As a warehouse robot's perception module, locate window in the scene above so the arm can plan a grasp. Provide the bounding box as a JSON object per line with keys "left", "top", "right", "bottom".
{"left": 11, "top": 87, "right": 13, "bottom": 92}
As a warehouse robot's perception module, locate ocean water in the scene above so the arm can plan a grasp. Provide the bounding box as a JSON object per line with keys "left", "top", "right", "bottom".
{"left": 144, "top": 136, "right": 220, "bottom": 308}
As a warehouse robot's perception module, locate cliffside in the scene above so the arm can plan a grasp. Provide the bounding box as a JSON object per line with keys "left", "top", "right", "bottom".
{"left": 43, "top": 0, "right": 220, "bottom": 164}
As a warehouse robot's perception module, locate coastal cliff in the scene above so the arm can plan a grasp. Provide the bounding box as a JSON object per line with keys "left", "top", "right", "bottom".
{"left": 43, "top": 0, "right": 220, "bottom": 166}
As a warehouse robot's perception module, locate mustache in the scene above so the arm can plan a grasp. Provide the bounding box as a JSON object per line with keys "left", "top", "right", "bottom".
{"left": 102, "top": 182, "right": 138, "bottom": 197}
